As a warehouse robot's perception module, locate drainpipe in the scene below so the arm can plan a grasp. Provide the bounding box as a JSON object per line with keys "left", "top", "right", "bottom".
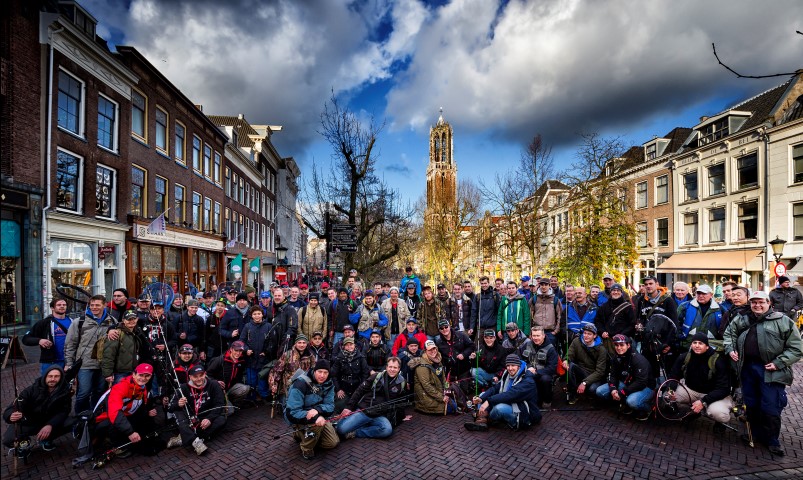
{"left": 759, "top": 125, "right": 770, "bottom": 293}
{"left": 42, "top": 24, "right": 64, "bottom": 314}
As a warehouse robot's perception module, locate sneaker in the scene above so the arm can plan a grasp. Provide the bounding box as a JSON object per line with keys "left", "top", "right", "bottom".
{"left": 166, "top": 435, "right": 183, "bottom": 449}
{"left": 40, "top": 440, "right": 56, "bottom": 452}
{"left": 301, "top": 449, "right": 315, "bottom": 460}
{"left": 192, "top": 437, "right": 208, "bottom": 456}
{"left": 567, "top": 396, "right": 578, "bottom": 405}
{"left": 768, "top": 445, "right": 785, "bottom": 456}
{"left": 464, "top": 421, "right": 489, "bottom": 432}
{"left": 635, "top": 410, "right": 651, "bottom": 421}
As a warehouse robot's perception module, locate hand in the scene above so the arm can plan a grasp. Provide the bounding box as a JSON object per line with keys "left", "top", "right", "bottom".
{"left": 337, "top": 390, "right": 345, "bottom": 399}
{"left": 38, "top": 339, "right": 53, "bottom": 349}
{"left": 107, "top": 329, "right": 120, "bottom": 341}
{"left": 218, "top": 381, "right": 226, "bottom": 389}
{"left": 469, "top": 352, "right": 476, "bottom": 360}
{"left": 149, "top": 408, "right": 158, "bottom": 417}
{"left": 497, "top": 332, "right": 503, "bottom": 340}
{"left": 156, "top": 344, "right": 165, "bottom": 351}
{"left": 340, "top": 408, "right": 352, "bottom": 416}
{"left": 562, "top": 360, "right": 569, "bottom": 370}
{"left": 247, "top": 350, "right": 254, "bottom": 356}
{"left": 9, "top": 411, "right": 23, "bottom": 422}
{"left": 472, "top": 396, "right": 482, "bottom": 405}
{"left": 730, "top": 351, "right": 739, "bottom": 362}
{"left": 611, "top": 390, "right": 620, "bottom": 401}
{"left": 271, "top": 385, "right": 278, "bottom": 394}
{"left": 527, "top": 367, "right": 536, "bottom": 374}
{"left": 232, "top": 329, "right": 239, "bottom": 338}
{"left": 577, "top": 384, "right": 586, "bottom": 395}
{"left": 456, "top": 354, "right": 464, "bottom": 361}
{"left": 314, "top": 416, "right": 326, "bottom": 427}
{"left": 306, "top": 409, "right": 319, "bottom": 420}
{"left": 602, "top": 332, "right": 609, "bottom": 339}
{"left": 370, "top": 370, "right": 376, "bottom": 376}
{"left": 200, "top": 419, "right": 211, "bottom": 429}
{"left": 479, "top": 401, "right": 489, "bottom": 412}
{"left": 129, "top": 432, "right": 142, "bottom": 443}
{"left": 692, "top": 400, "right": 704, "bottom": 413}
{"left": 467, "top": 329, "right": 473, "bottom": 336}
{"left": 36, "top": 425, "right": 52, "bottom": 441}
{"left": 178, "top": 397, "right": 187, "bottom": 407}
{"left": 662, "top": 345, "right": 671, "bottom": 354}
{"left": 105, "top": 375, "right": 114, "bottom": 384}
{"left": 200, "top": 352, "right": 206, "bottom": 361}
{"left": 403, "top": 415, "right": 413, "bottom": 422}
{"left": 765, "top": 362, "right": 778, "bottom": 371}
{"left": 492, "top": 377, "right": 498, "bottom": 383}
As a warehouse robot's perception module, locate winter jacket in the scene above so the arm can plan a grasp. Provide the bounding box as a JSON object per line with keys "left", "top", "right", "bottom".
{"left": 567, "top": 336, "right": 608, "bottom": 386}
{"left": 332, "top": 336, "right": 367, "bottom": 357}
{"left": 444, "top": 295, "right": 473, "bottom": 332}
{"left": 298, "top": 305, "right": 327, "bottom": 340}
{"left": 23, "top": 315, "right": 72, "bottom": 363}
{"left": 519, "top": 339, "right": 558, "bottom": 376}
{"left": 434, "top": 329, "right": 474, "bottom": 376}
{"left": 239, "top": 320, "right": 272, "bottom": 369}
{"left": 268, "top": 346, "right": 314, "bottom": 396}
{"left": 2, "top": 366, "right": 71, "bottom": 430}
{"left": 479, "top": 360, "right": 541, "bottom": 428}
{"left": 769, "top": 287, "right": 803, "bottom": 319}
{"left": 173, "top": 354, "right": 199, "bottom": 385}
{"left": 264, "top": 301, "right": 299, "bottom": 362}
{"left": 350, "top": 300, "right": 388, "bottom": 340}
{"left": 607, "top": 349, "right": 654, "bottom": 397}
{"left": 220, "top": 306, "right": 252, "bottom": 344}
{"left": 402, "top": 293, "right": 422, "bottom": 322}
{"left": 364, "top": 342, "right": 390, "bottom": 371}
{"left": 64, "top": 308, "right": 116, "bottom": 370}
{"left": 418, "top": 298, "right": 446, "bottom": 338}
{"left": 141, "top": 315, "right": 177, "bottom": 355}
{"left": 501, "top": 331, "right": 528, "bottom": 355}
{"left": 566, "top": 301, "right": 597, "bottom": 335}
{"left": 391, "top": 329, "right": 428, "bottom": 356}
{"left": 472, "top": 288, "right": 500, "bottom": 331}
{"left": 93, "top": 375, "right": 151, "bottom": 435}
{"left": 101, "top": 321, "right": 147, "bottom": 378}
{"left": 346, "top": 370, "right": 407, "bottom": 425}
{"left": 287, "top": 297, "right": 306, "bottom": 310}
{"left": 476, "top": 339, "right": 507, "bottom": 377}
{"left": 173, "top": 311, "right": 205, "bottom": 350}
{"left": 399, "top": 275, "right": 422, "bottom": 296}
{"left": 308, "top": 343, "right": 329, "bottom": 361}
{"left": 497, "top": 294, "right": 531, "bottom": 333}
{"left": 724, "top": 310, "right": 803, "bottom": 385}
{"left": 677, "top": 299, "right": 724, "bottom": 351}
{"left": 331, "top": 298, "right": 357, "bottom": 334}
{"left": 635, "top": 292, "right": 678, "bottom": 330}
{"left": 284, "top": 369, "right": 335, "bottom": 425}
{"left": 204, "top": 312, "right": 226, "bottom": 357}
{"left": 381, "top": 298, "right": 412, "bottom": 339}
{"left": 531, "top": 290, "right": 561, "bottom": 332}
{"left": 409, "top": 351, "right": 446, "bottom": 414}
{"left": 669, "top": 349, "right": 730, "bottom": 405}
{"left": 107, "top": 300, "right": 133, "bottom": 323}
{"left": 595, "top": 297, "right": 636, "bottom": 339}
{"left": 331, "top": 350, "right": 370, "bottom": 395}
{"left": 169, "top": 377, "right": 226, "bottom": 422}
{"left": 207, "top": 351, "right": 246, "bottom": 390}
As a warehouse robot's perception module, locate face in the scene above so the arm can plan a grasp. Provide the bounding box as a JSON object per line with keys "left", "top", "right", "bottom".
{"left": 507, "top": 328, "right": 518, "bottom": 339}
{"left": 133, "top": 371, "right": 152, "bottom": 386}
{"left": 138, "top": 300, "right": 150, "bottom": 310}
{"left": 690, "top": 340, "right": 709, "bottom": 355}
{"left": 574, "top": 289, "right": 587, "bottom": 303}
{"left": 173, "top": 297, "right": 183, "bottom": 307}
{"left": 721, "top": 285, "right": 733, "bottom": 300}
{"left": 408, "top": 344, "right": 419, "bottom": 354}
{"left": 696, "top": 291, "right": 712, "bottom": 304}
{"left": 290, "top": 287, "right": 299, "bottom": 298}
{"left": 505, "top": 364, "right": 519, "bottom": 376}
{"left": 453, "top": 285, "right": 462, "bottom": 297}
{"left": 344, "top": 329, "right": 354, "bottom": 338}
{"left": 252, "top": 310, "right": 263, "bottom": 322}
{"left": 364, "top": 295, "right": 375, "bottom": 306}
{"left": 565, "top": 287, "right": 575, "bottom": 300}
{"left": 386, "top": 360, "right": 401, "bottom": 377}
{"left": 674, "top": 285, "right": 688, "bottom": 298}
{"left": 112, "top": 291, "right": 127, "bottom": 305}
{"left": 179, "top": 351, "right": 193, "bottom": 361}
{"left": 582, "top": 330, "right": 596, "bottom": 344}
{"left": 230, "top": 348, "right": 244, "bottom": 359}
{"left": 53, "top": 300, "right": 68, "bottom": 314}
{"left": 550, "top": 278, "right": 558, "bottom": 288}
{"left": 370, "top": 334, "right": 381, "bottom": 345}
{"left": 423, "top": 290, "right": 433, "bottom": 300}
{"left": 731, "top": 289, "right": 747, "bottom": 306}
{"left": 464, "top": 283, "right": 473, "bottom": 294}
{"left": 644, "top": 280, "right": 658, "bottom": 295}
{"left": 273, "top": 290, "right": 285, "bottom": 303}
{"left": 531, "top": 330, "right": 545, "bottom": 345}
{"left": 344, "top": 342, "right": 356, "bottom": 352}
{"left": 190, "top": 372, "right": 206, "bottom": 387}
{"left": 215, "top": 303, "right": 226, "bottom": 314}
{"left": 374, "top": 284, "right": 382, "bottom": 293}
{"left": 407, "top": 321, "right": 417, "bottom": 332}
{"left": 603, "top": 278, "right": 614, "bottom": 288}
{"left": 203, "top": 297, "right": 214, "bottom": 307}
{"left": 301, "top": 286, "right": 309, "bottom": 294}
{"left": 226, "top": 292, "right": 236, "bottom": 302}
{"left": 123, "top": 317, "right": 138, "bottom": 329}
{"left": 614, "top": 342, "right": 630, "bottom": 355}
{"left": 188, "top": 305, "right": 198, "bottom": 315}
{"left": 484, "top": 335, "right": 495, "bottom": 346}
{"left": 152, "top": 305, "right": 164, "bottom": 317}
{"left": 539, "top": 283, "right": 549, "bottom": 293}
{"left": 480, "top": 279, "right": 490, "bottom": 290}
{"left": 45, "top": 370, "right": 61, "bottom": 388}
{"left": 261, "top": 297, "right": 271, "bottom": 306}
{"left": 347, "top": 278, "right": 355, "bottom": 287}
{"left": 295, "top": 339, "right": 308, "bottom": 351}
{"left": 390, "top": 290, "right": 399, "bottom": 300}
{"left": 589, "top": 287, "right": 600, "bottom": 298}
{"left": 750, "top": 298, "right": 770, "bottom": 315}
{"left": 406, "top": 285, "right": 416, "bottom": 295}
{"left": 328, "top": 290, "right": 336, "bottom": 300}
{"left": 781, "top": 280, "right": 791, "bottom": 288}
{"left": 426, "top": 346, "right": 439, "bottom": 359}
{"left": 338, "top": 291, "right": 348, "bottom": 301}
{"left": 89, "top": 299, "right": 104, "bottom": 316}
{"left": 314, "top": 369, "right": 329, "bottom": 383}
{"left": 309, "top": 298, "right": 319, "bottom": 308}
{"left": 236, "top": 299, "right": 249, "bottom": 308}
{"left": 611, "top": 288, "right": 622, "bottom": 299}
{"left": 439, "top": 324, "right": 450, "bottom": 336}
{"left": 495, "top": 280, "right": 503, "bottom": 289}
{"left": 312, "top": 336, "right": 323, "bottom": 346}
{"left": 506, "top": 284, "right": 517, "bottom": 296}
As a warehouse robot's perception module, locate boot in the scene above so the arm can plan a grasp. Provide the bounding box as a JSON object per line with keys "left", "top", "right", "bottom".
{"left": 192, "top": 437, "right": 208, "bottom": 456}
{"left": 464, "top": 408, "right": 489, "bottom": 431}
{"left": 763, "top": 414, "right": 783, "bottom": 454}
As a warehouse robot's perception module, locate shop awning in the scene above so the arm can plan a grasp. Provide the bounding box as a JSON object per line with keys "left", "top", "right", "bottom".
{"left": 657, "top": 249, "right": 764, "bottom": 275}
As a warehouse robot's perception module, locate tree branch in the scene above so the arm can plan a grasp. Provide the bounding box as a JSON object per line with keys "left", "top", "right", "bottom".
{"left": 712, "top": 42, "right": 799, "bottom": 79}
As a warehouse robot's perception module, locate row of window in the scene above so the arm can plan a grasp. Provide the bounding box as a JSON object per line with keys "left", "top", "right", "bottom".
{"left": 58, "top": 69, "right": 120, "bottom": 152}
{"left": 224, "top": 167, "right": 276, "bottom": 222}
{"left": 680, "top": 201, "right": 759, "bottom": 246}
{"left": 636, "top": 218, "right": 670, "bottom": 248}
{"left": 634, "top": 175, "right": 669, "bottom": 209}
{"left": 680, "top": 153, "right": 758, "bottom": 204}
{"left": 56, "top": 149, "right": 117, "bottom": 218}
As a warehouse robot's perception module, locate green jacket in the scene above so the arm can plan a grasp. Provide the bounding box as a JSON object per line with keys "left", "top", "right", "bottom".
{"left": 101, "top": 323, "right": 145, "bottom": 378}
{"left": 497, "top": 294, "right": 531, "bottom": 333}
{"left": 723, "top": 311, "right": 803, "bottom": 385}
{"left": 567, "top": 337, "right": 608, "bottom": 386}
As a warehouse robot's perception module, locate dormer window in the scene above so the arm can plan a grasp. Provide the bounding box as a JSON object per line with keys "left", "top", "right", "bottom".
{"left": 646, "top": 143, "right": 657, "bottom": 160}
{"left": 59, "top": 1, "right": 97, "bottom": 39}
{"left": 231, "top": 129, "right": 239, "bottom": 147}
{"left": 700, "top": 118, "right": 728, "bottom": 145}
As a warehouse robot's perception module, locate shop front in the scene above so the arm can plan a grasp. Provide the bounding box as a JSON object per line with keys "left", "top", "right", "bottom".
{"left": 128, "top": 221, "right": 224, "bottom": 298}
{"left": 657, "top": 249, "right": 764, "bottom": 290}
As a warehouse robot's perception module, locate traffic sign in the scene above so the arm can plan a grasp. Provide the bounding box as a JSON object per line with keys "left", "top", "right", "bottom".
{"left": 774, "top": 262, "right": 786, "bottom": 278}
{"left": 332, "top": 245, "right": 357, "bottom": 253}
{"left": 331, "top": 223, "right": 357, "bottom": 233}
{"left": 331, "top": 233, "right": 357, "bottom": 243}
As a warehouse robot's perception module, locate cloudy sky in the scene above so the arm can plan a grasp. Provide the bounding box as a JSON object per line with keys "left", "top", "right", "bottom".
{"left": 86, "top": 0, "right": 803, "bottom": 204}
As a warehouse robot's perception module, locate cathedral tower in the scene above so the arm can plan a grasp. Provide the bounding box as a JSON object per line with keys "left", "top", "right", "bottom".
{"left": 425, "top": 108, "right": 457, "bottom": 228}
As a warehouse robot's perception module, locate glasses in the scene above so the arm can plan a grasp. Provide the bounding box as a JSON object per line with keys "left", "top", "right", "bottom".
{"left": 439, "top": 326, "right": 450, "bottom": 330}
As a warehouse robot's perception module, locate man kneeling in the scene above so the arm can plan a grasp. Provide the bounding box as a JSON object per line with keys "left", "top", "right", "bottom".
{"left": 336, "top": 357, "right": 409, "bottom": 439}
{"left": 464, "top": 354, "right": 542, "bottom": 431}
{"left": 284, "top": 359, "right": 339, "bottom": 459}
{"left": 167, "top": 365, "right": 226, "bottom": 455}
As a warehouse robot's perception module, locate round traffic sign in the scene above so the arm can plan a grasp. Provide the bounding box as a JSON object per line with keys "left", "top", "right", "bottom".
{"left": 774, "top": 262, "right": 786, "bottom": 277}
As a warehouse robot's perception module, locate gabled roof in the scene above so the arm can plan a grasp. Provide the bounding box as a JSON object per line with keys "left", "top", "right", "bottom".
{"left": 614, "top": 145, "right": 646, "bottom": 172}
{"left": 533, "top": 180, "right": 570, "bottom": 201}
{"left": 778, "top": 94, "right": 803, "bottom": 125}
{"left": 207, "top": 115, "right": 259, "bottom": 148}
{"left": 661, "top": 127, "right": 693, "bottom": 154}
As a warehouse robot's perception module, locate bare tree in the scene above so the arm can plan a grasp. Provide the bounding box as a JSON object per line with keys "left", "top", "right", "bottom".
{"left": 300, "top": 93, "right": 414, "bottom": 280}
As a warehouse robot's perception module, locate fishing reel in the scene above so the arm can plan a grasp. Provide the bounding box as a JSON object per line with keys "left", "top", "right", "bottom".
{"left": 731, "top": 403, "right": 748, "bottom": 422}
{"left": 12, "top": 437, "right": 32, "bottom": 460}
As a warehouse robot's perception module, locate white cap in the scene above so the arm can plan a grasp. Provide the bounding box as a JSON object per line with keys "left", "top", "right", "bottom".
{"left": 696, "top": 284, "right": 713, "bottom": 294}
{"left": 749, "top": 290, "right": 769, "bottom": 301}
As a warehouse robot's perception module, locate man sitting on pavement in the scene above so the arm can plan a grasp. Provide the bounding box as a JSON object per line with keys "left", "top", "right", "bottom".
{"left": 596, "top": 334, "right": 655, "bottom": 421}
{"left": 464, "top": 354, "right": 542, "bottom": 432}
{"left": 563, "top": 324, "right": 608, "bottom": 405}
{"left": 519, "top": 327, "right": 558, "bottom": 408}
{"left": 166, "top": 365, "right": 226, "bottom": 455}
{"left": 284, "top": 359, "right": 339, "bottom": 460}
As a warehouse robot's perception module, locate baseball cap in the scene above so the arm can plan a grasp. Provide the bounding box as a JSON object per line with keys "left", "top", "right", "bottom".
{"left": 520, "top": 275, "right": 531, "bottom": 282}
{"left": 260, "top": 291, "right": 271, "bottom": 299}
{"left": 612, "top": 334, "right": 631, "bottom": 344}
{"left": 696, "top": 284, "right": 713, "bottom": 294}
{"left": 134, "top": 363, "right": 154, "bottom": 375}
{"left": 179, "top": 344, "right": 194, "bottom": 353}
{"left": 230, "top": 340, "right": 246, "bottom": 351}
{"left": 123, "top": 310, "right": 138, "bottom": 320}
{"left": 436, "top": 283, "right": 446, "bottom": 289}
{"left": 483, "top": 329, "right": 496, "bottom": 337}
{"left": 437, "top": 320, "right": 450, "bottom": 329}
{"left": 321, "top": 282, "right": 330, "bottom": 289}
{"left": 188, "top": 365, "right": 205, "bottom": 376}
{"left": 343, "top": 337, "right": 355, "bottom": 345}
{"left": 582, "top": 323, "right": 598, "bottom": 334}
{"left": 538, "top": 278, "right": 549, "bottom": 284}
{"left": 425, "top": 340, "right": 437, "bottom": 350}
{"left": 749, "top": 290, "right": 769, "bottom": 301}
{"left": 603, "top": 274, "right": 615, "bottom": 280}
{"left": 505, "top": 322, "right": 518, "bottom": 331}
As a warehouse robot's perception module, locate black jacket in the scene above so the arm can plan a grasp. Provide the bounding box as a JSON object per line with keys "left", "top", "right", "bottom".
{"left": 3, "top": 366, "right": 71, "bottom": 429}
{"left": 330, "top": 298, "right": 356, "bottom": 334}
{"left": 608, "top": 349, "right": 654, "bottom": 397}
{"left": 331, "top": 351, "right": 370, "bottom": 395}
{"left": 346, "top": 371, "right": 408, "bottom": 426}
{"left": 264, "top": 301, "right": 299, "bottom": 361}
{"left": 22, "top": 315, "right": 72, "bottom": 363}
{"left": 596, "top": 297, "right": 636, "bottom": 338}
{"left": 169, "top": 378, "right": 226, "bottom": 422}
{"left": 476, "top": 339, "right": 507, "bottom": 377}
{"left": 670, "top": 349, "right": 730, "bottom": 405}
{"left": 435, "top": 329, "right": 474, "bottom": 375}
{"left": 220, "top": 307, "right": 252, "bottom": 344}
{"left": 472, "top": 288, "right": 500, "bottom": 331}
{"left": 173, "top": 312, "right": 205, "bottom": 350}
{"left": 206, "top": 351, "right": 246, "bottom": 390}
{"left": 364, "top": 343, "right": 390, "bottom": 371}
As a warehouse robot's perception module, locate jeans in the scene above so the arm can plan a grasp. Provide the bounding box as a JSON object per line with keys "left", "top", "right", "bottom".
{"left": 40, "top": 361, "right": 65, "bottom": 377}
{"left": 113, "top": 373, "right": 128, "bottom": 385}
{"left": 75, "top": 369, "right": 107, "bottom": 414}
{"left": 387, "top": 334, "right": 398, "bottom": 351}
{"left": 471, "top": 368, "right": 496, "bottom": 387}
{"left": 595, "top": 381, "right": 654, "bottom": 412}
{"left": 333, "top": 332, "right": 344, "bottom": 348}
{"left": 246, "top": 367, "right": 269, "bottom": 398}
{"left": 488, "top": 403, "right": 518, "bottom": 428}
{"left": 335, "top": 411, "right": 393, "bottom": 439}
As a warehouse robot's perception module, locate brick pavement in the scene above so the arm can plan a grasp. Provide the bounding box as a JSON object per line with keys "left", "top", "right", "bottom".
{"left": 2, "top": 347, "right": 802, "bottom": 479}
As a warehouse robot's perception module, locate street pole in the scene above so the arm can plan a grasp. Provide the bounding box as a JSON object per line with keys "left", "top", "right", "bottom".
{"left": 325, "top": 203, "right": 331, "bottom": 278}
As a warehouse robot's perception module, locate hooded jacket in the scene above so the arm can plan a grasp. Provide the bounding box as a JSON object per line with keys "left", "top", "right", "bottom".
{"left": 476, "top": 338, "right": 507, "bottom": 377}
{"left": 94, "top": 375, "right": 151, "bottom": 436}
{"left": 566, "top": 335, "right": 608, "bottom": 386}
{"left": 391, "top": 328, "right": 428, "bottom": 356}
{"left": 284, "top": 369, "right": 335, "bottom": 425}
{"left": 399, "top": 275, "right": 422, "bottom": 296}
{"left": 497, "top": 294, "right": 531, "bottom": 333}
{"left": 298, "top": 304, "right": 327, "bottom": 340}
{"left": 409, "top": 351, "right": 446, "bottom": 414}
{"left": 479, "top": 360, "right": 541, "bottom": 428}
{"left": 677, "top": 299, "right": 724, "bottom": 351}
{"left": 724, "top": 310, "right": 803, "bottom": 385}
{"left": 64, "top": 308, "right": 115, "bottom": 370}
{"left": 101, "top": 320, "right": 147, "bottom": 378}
{"left": 239, "top": 318, "right": 272, "bottom": 369}
{"left": 595, "top": 295, "right": 636, "bottom": 339}
{"left": 2, "top": 365, "right": 71, "bottom": 429}
{"left": 607, "top": 348, "right": 654, "bottom": 397}
{"left": 331, "top": 349, "right": 370, "bottom": 395}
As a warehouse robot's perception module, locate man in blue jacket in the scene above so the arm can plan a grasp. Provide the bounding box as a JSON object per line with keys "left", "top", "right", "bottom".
{"left": 399, "top": 266, "right": 421, "bottom": 296}
{"left": 464, "top": 354, "right": 542, "bottom": 431}
{"left": 284, "top": 359, "right": 339, "bottom": 459}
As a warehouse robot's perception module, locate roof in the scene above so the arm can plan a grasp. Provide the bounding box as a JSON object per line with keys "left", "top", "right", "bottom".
{"left": 778, "top": 94, "right": 803, "bottom": 125}
{"left": 661, "top": 127, "right": 693, "bottom": 154}
{"left": 206, "top": 115, "right": 258, "bottom": 148}
{"left": 533, "top": 180, "right": 570, "bottom": 200}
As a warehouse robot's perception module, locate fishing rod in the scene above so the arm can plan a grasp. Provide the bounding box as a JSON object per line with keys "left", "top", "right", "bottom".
{"left": 6, "top": 333, "right": 29, "bottom": 476}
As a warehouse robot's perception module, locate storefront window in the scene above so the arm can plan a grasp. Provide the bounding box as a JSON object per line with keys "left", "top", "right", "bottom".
{"left": 1, "top": 220, "right": 20, "bottom": 323}
{"left": 141, "top": 244, "right": 162, "bottom": 271}
{"left": 103, "top": 248, "right": 117, "bottom": 294}
{"left": 50, "top": 240, "right": 93, "bottom": 298}
{"left": 165, "top": 247, "right": 181, "bottom": 272}
{"left": 199, "top": 251, "right": 208, "bottom": 271}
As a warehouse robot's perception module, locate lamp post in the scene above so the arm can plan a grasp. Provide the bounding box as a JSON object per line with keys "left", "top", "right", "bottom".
{"left": 769, "top": 236, "right": 787, "bottom": 263}
{"left": 276, "top": 245, "right": 288, "bottom": 264}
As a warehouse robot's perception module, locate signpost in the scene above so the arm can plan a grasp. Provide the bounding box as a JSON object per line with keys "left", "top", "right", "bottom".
{"left": 329, "top": 223, "right": 357, "bottom": 253}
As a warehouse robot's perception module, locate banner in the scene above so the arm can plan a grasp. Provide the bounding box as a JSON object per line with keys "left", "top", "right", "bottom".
{"left": 230, "top": 253, "right": 243, "bottom": 275}
{"left": 249, "top": 256, "right": 260, "bottom": 273}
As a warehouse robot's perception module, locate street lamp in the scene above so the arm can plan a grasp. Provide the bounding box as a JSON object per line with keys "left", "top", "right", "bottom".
{"left": 276, "top": 245, "right": 288, "bottom": 264}
{"left": 769, "top": 236, "right": 787, "bottom": 263}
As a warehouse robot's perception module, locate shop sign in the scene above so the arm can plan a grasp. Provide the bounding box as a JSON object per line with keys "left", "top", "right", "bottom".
{"left": 98, "top": 245, "right": 115, "bottom": 260}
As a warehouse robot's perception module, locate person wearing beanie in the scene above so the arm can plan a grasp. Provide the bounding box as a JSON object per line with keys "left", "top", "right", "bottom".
{"left": 331, "top": 288, "right": 357, "bottom": 348}
{"left": 220, "top": 291, "right": 254, "bottom": 350}
{"left": 769, "top": 275, "right": 803, "bottom": 319}
{"left": 595, "top": 283, "right": 636, "bottom": 356}
{"left": 464, "top": 353, "right": 541, "bottom": 432}
{"left": 595, "top": 334, "right": 655, "bottom": 421}
{"left": 564, "top": 323, "right": 608, "bottom": 405}
{"left": 668, "top": 331, "right": 733, "bottom": 430}
{"left": 173, "top": 299, "right": 205, "bottom": 353}
{"left": 107, "top": 288, "right": 133, "bottom": 322}
{"left": 330, "top": 335, "right": 370, "bottom": 413}
{"left": 284, "top": 354, "right": 338, "bottom": 459}
{"left": 239, "top": 305, "right": 272, "bottom": 402}
{"left": 677, "top": 284, "right": 725, "bottom": 353}
{"left": 269, "top": 332, "right": 313, "bottom": 401}
{"left": 469, "top": 329, "right": 507, "bottom": 389}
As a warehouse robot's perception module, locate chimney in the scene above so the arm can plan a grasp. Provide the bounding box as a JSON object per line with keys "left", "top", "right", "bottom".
{"left": 699, "top": 116, "right": 708, "bottom": 122}
{"left": 238, "top": 113, "right": 244, "bottom": 120}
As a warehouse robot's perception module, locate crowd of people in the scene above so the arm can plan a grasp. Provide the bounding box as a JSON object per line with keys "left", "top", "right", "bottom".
{"left": 4, "top": 268, "right": 803, "bottom": 464}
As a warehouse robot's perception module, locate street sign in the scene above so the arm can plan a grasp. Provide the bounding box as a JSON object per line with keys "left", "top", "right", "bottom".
{"left": 331, "top": 224, "right": 357, "bottom": 233}
{"left": 331, "top": 245, "right": 357, "bottom": 253}
{"left": 774, "top": 262, "right": 787, "bottom": 277}
{"left": 331, "top": 233, "right": 357, "bottom": 243}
